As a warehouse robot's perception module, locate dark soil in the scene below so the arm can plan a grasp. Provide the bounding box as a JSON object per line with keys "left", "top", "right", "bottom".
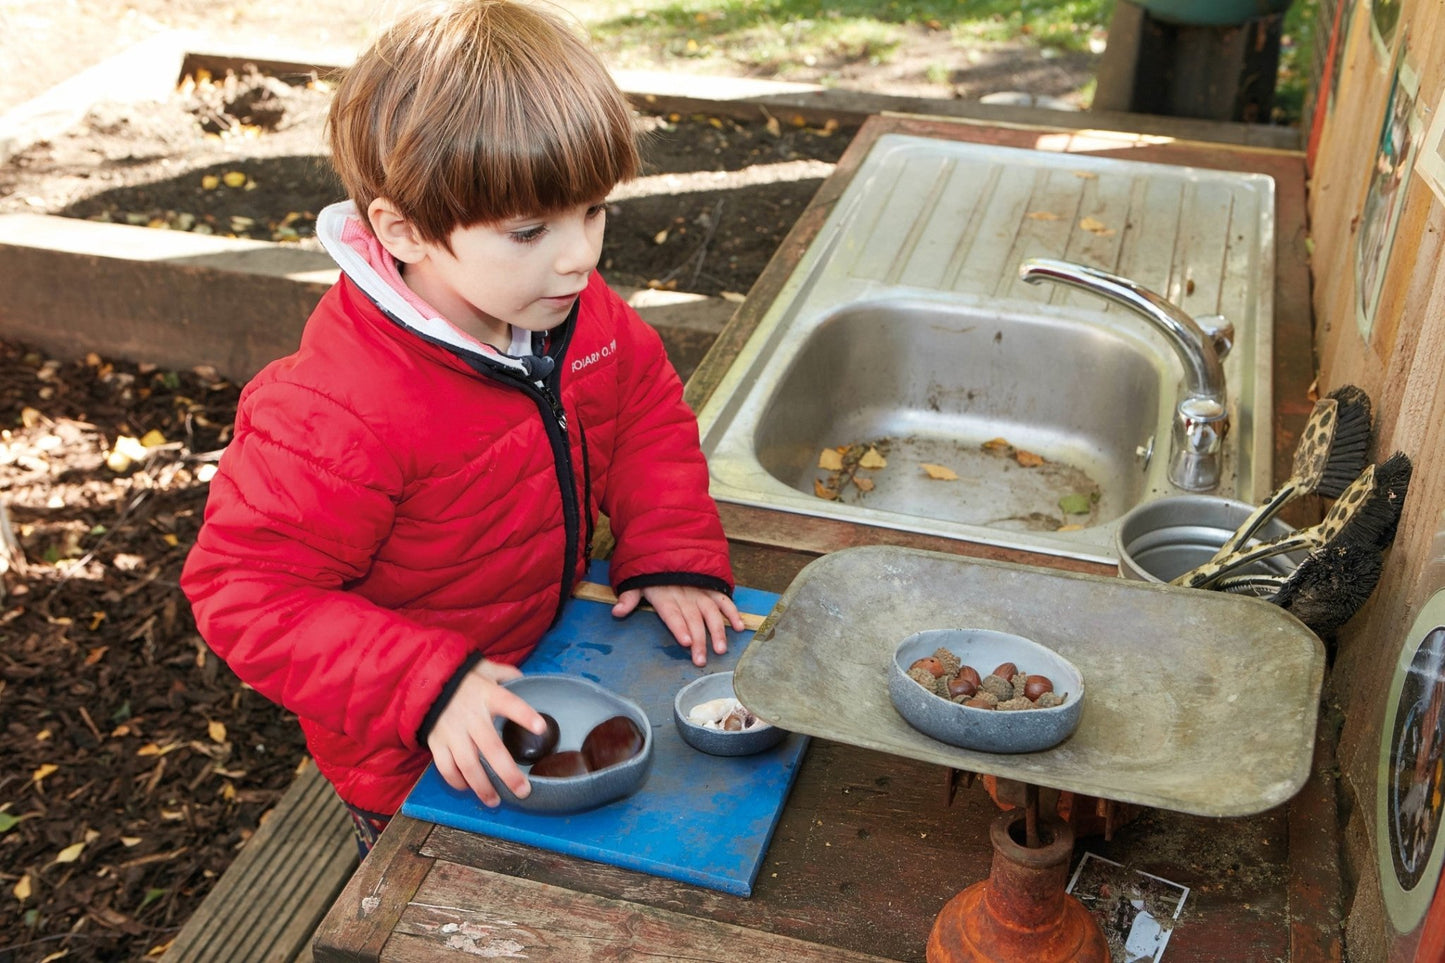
{"left": 0, "top": 66, "right": 856, "bottom": 963}
{"left": 0, "top": 65, "right": 857, "bottom": 300}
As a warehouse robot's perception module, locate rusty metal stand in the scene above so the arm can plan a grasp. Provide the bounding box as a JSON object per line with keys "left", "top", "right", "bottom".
{"left": 926, "top": 788, "right": 1109, "bottom": 962}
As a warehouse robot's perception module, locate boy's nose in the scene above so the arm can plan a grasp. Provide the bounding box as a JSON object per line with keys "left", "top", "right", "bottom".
{"left": 556, "top": 222, "right": 600, "bottom": 276}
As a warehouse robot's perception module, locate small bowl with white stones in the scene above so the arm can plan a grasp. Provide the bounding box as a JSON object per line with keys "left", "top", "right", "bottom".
{"left": 889, "top": 628, "right": 1084, "bottom": 754}
{"left": 674, "top": 671, "right": 787, "bottom": 756}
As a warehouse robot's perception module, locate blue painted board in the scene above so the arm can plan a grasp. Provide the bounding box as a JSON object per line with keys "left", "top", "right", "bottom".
{"left": 401, "top": 562, "right": 807, "bottom": 897}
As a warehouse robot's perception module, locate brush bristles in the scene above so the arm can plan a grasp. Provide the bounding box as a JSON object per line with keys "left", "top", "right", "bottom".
{"left": 1316, "top": 385, "right": 1374, "bottom": 498}
{"left": 1342, "top": 451, "right": 1413, "bottom": 553}
{"left": 1272, "top": 542, "right": 1384, "bottom": 638}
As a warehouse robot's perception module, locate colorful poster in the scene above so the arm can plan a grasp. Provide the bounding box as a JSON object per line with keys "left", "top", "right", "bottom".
{"left": 1354, "top": 50, "right": 1419, "bottom": 340}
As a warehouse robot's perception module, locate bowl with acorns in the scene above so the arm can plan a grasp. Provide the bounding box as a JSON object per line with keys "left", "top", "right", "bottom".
{"left": 888, "top": 628, "right": 1084, "bottom": 753}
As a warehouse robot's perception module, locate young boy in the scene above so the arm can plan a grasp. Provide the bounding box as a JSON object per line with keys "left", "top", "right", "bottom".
{"left": 180, "top": 0, "right": 743, "bottom": 846}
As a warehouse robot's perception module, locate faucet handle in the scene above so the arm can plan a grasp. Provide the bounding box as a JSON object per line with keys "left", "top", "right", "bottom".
{"left": 1193, "top": 314, "right": 1234, "bottom": 362}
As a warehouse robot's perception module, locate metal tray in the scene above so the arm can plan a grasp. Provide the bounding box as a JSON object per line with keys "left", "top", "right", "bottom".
{"left": 734, "top": 545, "right": 1325, "bottom": 817}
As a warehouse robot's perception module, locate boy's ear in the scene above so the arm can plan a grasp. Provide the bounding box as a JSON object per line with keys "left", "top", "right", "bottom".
{"left": 367, "top": 197, "right": 429, "bottom": 263}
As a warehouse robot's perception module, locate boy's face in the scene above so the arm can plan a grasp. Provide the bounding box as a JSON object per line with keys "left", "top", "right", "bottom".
{"left": 396, "top": 199, "right": 607, "bottom": 350}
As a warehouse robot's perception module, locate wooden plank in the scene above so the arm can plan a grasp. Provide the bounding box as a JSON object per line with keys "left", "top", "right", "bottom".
{"left": 162, "top": 760, "right": 356, "bottom": 963}
{"left": 312, "top": 816, "right": 435, "bottom": 963}
{"left": 382, "top": 860, "right": 900, "bottom": 962}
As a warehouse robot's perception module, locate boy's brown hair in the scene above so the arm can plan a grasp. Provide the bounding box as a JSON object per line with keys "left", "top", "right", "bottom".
{"left": 328, "top": 0, "right": 640, "bottom": 247}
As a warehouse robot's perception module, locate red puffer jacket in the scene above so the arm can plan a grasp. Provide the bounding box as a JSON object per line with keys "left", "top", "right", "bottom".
{"left": 181, "top": 214, "right": 732, "bottom": 813}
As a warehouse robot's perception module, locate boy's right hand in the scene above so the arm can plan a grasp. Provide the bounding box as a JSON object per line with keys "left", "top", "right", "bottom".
{"left": 425, "top": 659, "right": 544, "bottom": 807}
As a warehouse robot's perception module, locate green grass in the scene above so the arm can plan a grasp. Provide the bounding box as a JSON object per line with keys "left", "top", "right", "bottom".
{"left": 572, "top": 0, "right": 1115, "bottom": 76}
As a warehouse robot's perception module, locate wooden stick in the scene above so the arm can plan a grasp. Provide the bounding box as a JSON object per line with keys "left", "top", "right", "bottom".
{"left": 572, "top": 580, "right": 768, "bottom": 631}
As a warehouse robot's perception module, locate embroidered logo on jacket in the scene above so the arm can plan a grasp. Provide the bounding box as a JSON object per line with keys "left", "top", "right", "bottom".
{"left": 570, "top": 339, "right": 618, "bottom": 374}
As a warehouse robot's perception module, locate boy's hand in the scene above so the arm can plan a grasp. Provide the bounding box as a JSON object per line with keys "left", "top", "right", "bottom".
{"left": 612, "top": 584, "right": 744, "bottom": 667}
{"left": 426, "top": 659, "right": 545, "bottom": 807}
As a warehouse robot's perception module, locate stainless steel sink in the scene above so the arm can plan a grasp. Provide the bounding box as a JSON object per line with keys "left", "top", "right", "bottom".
{"left": 697, "top": 134, "right": 1277, "bottom": 565}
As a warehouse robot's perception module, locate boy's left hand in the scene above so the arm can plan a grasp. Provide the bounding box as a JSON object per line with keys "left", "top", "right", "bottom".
{"left": 612, "top": 584, "right": 744, "bottom": 666}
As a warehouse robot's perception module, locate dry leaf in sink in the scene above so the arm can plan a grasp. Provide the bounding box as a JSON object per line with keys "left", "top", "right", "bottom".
{"left": 1026, "top": 210, "right": 1060, "bottom": 220}
{"left": 858, "top": 447, "right": 887, "bottom": 469}
{"left": 1079, "top": 216, "right": 1116, "bottom": 237}
{"left": 813, "top": 478, "right": 839, "bottom": 500}
{"left": 854, "top": 477, "right": 875, "bottom": 492}
{"left": 1014, "top": 449, "right": 1045, "bottom": 468}
{"left": 817, "top": 448, "right": 845, "bottom": 471}
{"left": 921, "top": 463, "right": 958, "bottom": 481}
{"left": 982, "top": 437, "right": 1012, "bottom": 452}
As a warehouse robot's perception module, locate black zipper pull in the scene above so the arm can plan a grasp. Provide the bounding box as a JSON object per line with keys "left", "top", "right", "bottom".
{"left": 539, "top": 382, "right": 567, "bottom": 431}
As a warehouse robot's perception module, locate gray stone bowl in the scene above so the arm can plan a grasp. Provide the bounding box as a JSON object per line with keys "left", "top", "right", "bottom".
{"left": 481, "top": 675, "right": 653, "bottom": 814}
{"left": 888, "top": 629, "right": 1084, "bottom": 753}
{"left": 673, "top": 670, "right": 787, "bottom": 756}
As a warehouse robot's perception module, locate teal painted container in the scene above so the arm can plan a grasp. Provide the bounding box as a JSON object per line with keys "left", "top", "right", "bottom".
{"left": 1136, "top": 0, "right": 1293, "bottom": 25}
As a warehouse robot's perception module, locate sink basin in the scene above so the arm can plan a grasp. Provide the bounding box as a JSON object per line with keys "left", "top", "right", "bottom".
{"left": 697, "top": 134, "right": 1276, "bottom": 565}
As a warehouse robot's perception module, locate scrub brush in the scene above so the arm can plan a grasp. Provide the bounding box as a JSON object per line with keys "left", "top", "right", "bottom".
{"left": 1175, "top": 451, "right": 1412, "bottom": 590}
{"left": 1208, "top": 384, "right": 1373, "bottom": 562}
{"left": 1216, "top": 542, "right": 1384, "bottom": 641}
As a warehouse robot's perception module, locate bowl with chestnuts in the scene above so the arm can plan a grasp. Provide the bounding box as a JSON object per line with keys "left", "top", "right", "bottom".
{"left": 673, "top": 670, "right": 787, "bottom": 757}
{"left": 482, "top": 674, "right": 654, "bottom": 813}
{"left": 888, "top": 628, "right": 1084, "bottom": 753}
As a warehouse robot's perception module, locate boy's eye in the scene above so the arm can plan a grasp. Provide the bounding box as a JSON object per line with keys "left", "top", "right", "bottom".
{"left": 586, "top": 203, "right": 606, "bottom": 218}
{"left": 509, "top": 225, "right": 547, "bottom": 244}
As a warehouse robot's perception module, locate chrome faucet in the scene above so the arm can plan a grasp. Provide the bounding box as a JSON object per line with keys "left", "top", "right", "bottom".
{"left": 1017, "top": 257, "right": 1232, "bottom": 493}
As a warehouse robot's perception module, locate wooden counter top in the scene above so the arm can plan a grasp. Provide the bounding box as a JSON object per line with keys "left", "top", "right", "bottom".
{"left": 312, "top": 114, "right": 1338, "bottom": 962}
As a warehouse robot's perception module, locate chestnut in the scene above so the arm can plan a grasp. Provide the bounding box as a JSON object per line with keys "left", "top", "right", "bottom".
{"left": 582, "top": 715, "right": 645, "bottom": 771}
{"left": 528, "top": 749, "right": 589, "bottom": 778}
{"left": 502, "top": 712, "right": 560, "bottom": 763}
{"left": 1023, "top": 675, "right": 1055, "bottom": 701}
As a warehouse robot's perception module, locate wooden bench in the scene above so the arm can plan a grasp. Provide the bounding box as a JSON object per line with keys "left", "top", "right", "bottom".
{"left": 162, "top": 760, "right": 357, "bottom": 963}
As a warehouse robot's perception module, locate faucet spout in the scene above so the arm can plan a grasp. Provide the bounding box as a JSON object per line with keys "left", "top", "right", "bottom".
{"left": 1017, "top": 257, "right": 1229, "bottom": 492}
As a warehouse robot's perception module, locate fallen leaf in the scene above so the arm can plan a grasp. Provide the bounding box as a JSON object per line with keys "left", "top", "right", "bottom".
{"left": 653, "top": 228, "right": 669, "bottom": 245}
{"left": 817, "top": 448, "right": 845, "bottom": 471}
{"left": 31, "top": 763, "right": 58, "bottom": 784}
{"left": 1059, "top": 492, "right": 1095, "bottom": 515}
{"left": 853, "top": 477, "right": 875, "bottom": 492}
{"left": 162, "top": 534, "right": 179, "bottom": 547}
{"left": 0, "top": 812, "right": 19, "bottom": 833}
{"left": 200, "top": 174, "right": 220, "bottom": 190}
{"left": 1026, "top": 210, "right": 1060, "bottom": 220}
{"left": 1058, "top": 523, "right": 1084, "bottom": 532}
{"left": 858, "top": 447, "right": 887, "bottom": 469}
{"left": 121, "top": 836, "right": 142, "bottom": 847}
{"left": 1015, "top": 449, "right": 1045, "bottom": 467}
{"left": 13, "top": 874, "right": 31, "bottom": 901}
{"left": 921, "top": 463, "right": 958, "bottom": 481}
{"left": 813, "top": 478, "right": 838, "bottom": 500}
{"left": 720, "top": 291, "right": 746, "bottom": 303}
{"left": 85, "top": 646, "right": 108, "bottom": 665}
{"left": 88, "top": 611, "right": 105, "bottom": 631}
{"left": 221, "top": 171, "right": 248, "bottom": 188}
{"left": 54, "top": 841, "right": 85, "bottom": 864}
{"left": 139, "top": 429, "right": 168, "bottom": 447}
{"left": 764, "top": 115, "right": 781, "bottom": 137}
{"left": 982, "top": 437, "right": 1011, "bottom": 451}
{"left": 208, "top": 720, "right": 227, "bottom": 744}
{"left": 1079, "top": 216, "right": 1116, "bottom": 236}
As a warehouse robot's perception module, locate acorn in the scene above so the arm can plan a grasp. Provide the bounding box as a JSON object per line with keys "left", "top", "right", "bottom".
{"left": 1023, "top": 675, "right": 1054, "bottom": 701}
{"left": 946, "top": 673, "right": 978, "bottom": 699}
{"left": 907, "top": 666, "right": 938, "bottom": 691}
{"left": 910, "top": 656, "right": 947, "bottom": 678}
{"left": 1035, "top": 691, "right": 1066, "bottom": 708}
{"left": 955, "top": 665, "right": 981, "bottom": 690}
{"left": 992, "top": 662, "right": 1018, "bottom": 681}
{"left": 980, "top": 674, "right": 1015, "bottom": 702}
{"left": 996, "top": 697, "right": 1035, "bottom": 711}
{"left": 964, "top": 694, "right": 997, "bottom": 710}
{"left": 932, "top": 647, "right": 962, "bottom": 677}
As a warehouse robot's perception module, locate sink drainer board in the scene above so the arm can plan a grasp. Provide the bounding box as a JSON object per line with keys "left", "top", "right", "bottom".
{"left": 734, "top": 546, "right": 1324, "bottom": 817}
{"left": 698, "top": 135, "right": 1276, "bottom": 564}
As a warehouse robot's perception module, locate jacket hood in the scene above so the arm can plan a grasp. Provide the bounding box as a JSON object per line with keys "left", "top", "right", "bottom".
{"left": 316, "top": 200, "right": 537, "bottom": 377}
